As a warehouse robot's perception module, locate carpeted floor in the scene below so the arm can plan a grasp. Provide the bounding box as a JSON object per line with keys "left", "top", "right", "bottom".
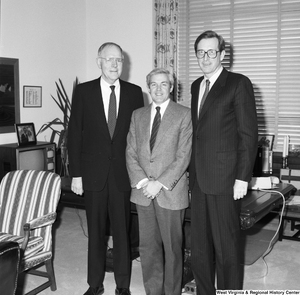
{"left": 241, "top": 227, "right": 278, "bottom": 265}
{"left": 16, "top": 206, "right": 300, "bottom": 294}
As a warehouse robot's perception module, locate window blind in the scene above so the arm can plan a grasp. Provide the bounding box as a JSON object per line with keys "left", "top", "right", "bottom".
{"left": 178, "top": 0, "right": 300, "bottom": 151}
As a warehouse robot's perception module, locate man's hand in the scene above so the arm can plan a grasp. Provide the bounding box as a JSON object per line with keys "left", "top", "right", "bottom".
{"left": 142, "top": 180, "right": 162, "bottom": 199}
{"left": 233, "top": 179, "right": 248, "bottom": 200}
{"left": 71, "top": 177, "right": 84, "bottom": 195}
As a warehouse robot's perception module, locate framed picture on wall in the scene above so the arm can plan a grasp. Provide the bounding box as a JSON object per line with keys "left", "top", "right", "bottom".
{"left": 23, "top": 85, "right": 42, "bottom": 107}
{"left": 15, "top": 122, "right": 37, "bottom": 146}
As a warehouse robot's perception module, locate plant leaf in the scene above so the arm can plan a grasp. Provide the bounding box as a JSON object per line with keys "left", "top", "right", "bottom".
{"left": 38, "top": 78, "right": 78, "bottom": 148}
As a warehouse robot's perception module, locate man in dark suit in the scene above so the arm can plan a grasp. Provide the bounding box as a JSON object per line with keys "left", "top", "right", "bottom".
{"left": 68, "top": 42, "right": 144, "bottom": 295}
{"left": 189, "top": 30, "right": 258, "bottom": 293}
{"left": 126, "top": 68, "right": 192, "bottom": 295}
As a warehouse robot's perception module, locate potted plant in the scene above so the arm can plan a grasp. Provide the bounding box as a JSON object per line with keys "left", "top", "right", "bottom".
{"left": 37, "top": 78, "right": 78, "bottom": 176}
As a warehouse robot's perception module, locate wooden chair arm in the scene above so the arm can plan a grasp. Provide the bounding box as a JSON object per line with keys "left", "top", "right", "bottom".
{"left": 21, "top": 212, "right": 57, "bottom": 251}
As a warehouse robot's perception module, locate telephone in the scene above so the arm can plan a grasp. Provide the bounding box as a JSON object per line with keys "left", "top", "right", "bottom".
{"left": 248, "top": 176, "right": 280, "bottom": 190}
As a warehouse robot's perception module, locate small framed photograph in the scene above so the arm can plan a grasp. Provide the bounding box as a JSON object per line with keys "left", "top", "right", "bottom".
{"left": 258, "top": 134, "right": 275, "bottom": 150}
{"left": 23, "top": 86, "right": 42, "bottom": 107}
{"left": 15, "top": 123, "right": 37, "bottom": 146}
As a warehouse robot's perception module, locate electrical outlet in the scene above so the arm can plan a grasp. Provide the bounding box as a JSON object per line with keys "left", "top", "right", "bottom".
{"left": 184, "top": 281, "right": 196, "bottom": 294}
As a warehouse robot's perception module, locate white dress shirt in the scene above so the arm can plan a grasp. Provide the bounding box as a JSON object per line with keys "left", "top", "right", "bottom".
{"left": 149, "top": 99, "right": 170, "bottom": 134}
{"left": 100, "top": 77, "right": 120, "bottom": 121}
{"left": 197, "top": 66, "right": 223, "bottom": 117}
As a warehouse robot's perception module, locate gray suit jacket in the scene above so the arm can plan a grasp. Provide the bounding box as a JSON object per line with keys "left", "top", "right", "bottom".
{"left": 126, "top": 100, "right": 192, "bottom": 210}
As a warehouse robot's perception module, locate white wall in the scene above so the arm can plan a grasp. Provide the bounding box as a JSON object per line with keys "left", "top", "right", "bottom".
{"left": 85, "top": 0, "right": 153, "bottom": 92}
{"left": 0, "top": 0, "right": 153, "bottom": 144}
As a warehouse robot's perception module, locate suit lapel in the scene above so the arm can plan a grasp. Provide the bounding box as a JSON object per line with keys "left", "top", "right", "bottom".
{"left": 134, "top": 104, "right": 152, "bottom": 154}
{"left": 142, "top": 104, "right": 152, "bottom": 140}
{"left": 198, "top": 68, "right": 228, "bottom": 123}
{"left": 113, "top": 80, "right": 132, "bottom": 139}
{"left": 94, "top": 78, "right": 111, "bottom": 140}
{"left": 90, "top": 78, "right": 111, "bottom": 140}
{"left": 191, "top": 77, "right": 202, "bottom": 126}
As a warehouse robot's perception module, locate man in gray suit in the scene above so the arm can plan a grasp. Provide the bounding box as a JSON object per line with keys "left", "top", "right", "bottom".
{"left": 126, "top": 68, "right": 192, "bottom": 295}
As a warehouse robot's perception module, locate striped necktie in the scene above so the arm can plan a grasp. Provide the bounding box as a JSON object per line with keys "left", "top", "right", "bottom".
{"left": 150, "top": 106, "right": 161, "bottom": 152}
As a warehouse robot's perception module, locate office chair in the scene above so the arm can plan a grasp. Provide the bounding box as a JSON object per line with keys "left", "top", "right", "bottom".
{"left": 0, "top": 170, "right": 61, "bottom": 294}
{"left": 278, "top": 168, "right": 300, "bottom": 241}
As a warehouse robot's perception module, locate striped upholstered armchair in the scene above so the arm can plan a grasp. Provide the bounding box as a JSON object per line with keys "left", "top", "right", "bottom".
{"left": 0, "top": 170, "right": 61, "bottom": 295}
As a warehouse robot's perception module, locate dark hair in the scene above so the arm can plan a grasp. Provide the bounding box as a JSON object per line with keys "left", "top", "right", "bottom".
{"left": 146, "top": 68, "right": 174, "bottom": 88}
{"left": 98, "top": 42, "right": 123, "bottom": 57}
{"left": 194, "top": 30, "right": 225, "bottom": 54}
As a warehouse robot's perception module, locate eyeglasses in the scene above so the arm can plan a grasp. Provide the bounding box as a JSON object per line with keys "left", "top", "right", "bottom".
{"left": 98, "top": 57, "right": 124, "bottom": 63}
{"left": 196, "top": 49, "right": 220, "bottom": 59}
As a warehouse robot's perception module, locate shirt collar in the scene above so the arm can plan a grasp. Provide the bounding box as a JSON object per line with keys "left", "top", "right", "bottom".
{"left": 100, "top": 77, "right": 120, "bottom": 89}
{"left": 203, "top": 66, "right": 223, "bottom": 86}
{"left": 152, "top": 98, "right": 170, "bottom": 114}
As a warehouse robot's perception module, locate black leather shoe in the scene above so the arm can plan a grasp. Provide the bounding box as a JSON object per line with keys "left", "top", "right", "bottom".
{"left": 83, "top": 286, "right": 104, "bottom": 295}
{"left": 115, "top": 288, "right": 131, "bottom": 295}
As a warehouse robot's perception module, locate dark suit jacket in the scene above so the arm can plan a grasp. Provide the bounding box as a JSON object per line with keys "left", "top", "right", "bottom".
{"left": 189, "top": 68, "right": 258, "bottom": 195}
{"left": 68, "top": 77, "right": 144, "bottom": 192}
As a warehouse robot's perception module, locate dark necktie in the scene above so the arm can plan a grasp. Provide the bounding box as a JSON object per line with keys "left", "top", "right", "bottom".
{"left": 199, "top": 79, "right": 210, "bottom": 113}
{"left": 150, "top": 106, "right": 161, "bottom": 152}
{"left": 108, "top": 85, "right": 117, "bottom": 138}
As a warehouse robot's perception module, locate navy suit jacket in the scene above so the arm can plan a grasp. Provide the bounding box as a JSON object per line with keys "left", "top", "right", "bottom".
{"left": 189, "top": 68, "right": 258, "bottom": 195}
{"left": 68, "top": 77, "right": 144, "bottom": 192}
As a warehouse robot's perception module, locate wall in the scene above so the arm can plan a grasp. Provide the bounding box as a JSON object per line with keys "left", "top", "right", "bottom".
{"left": 85, "top": 0, "right": 153, "bottom": 91}
{"left": 0, "top": 0, "right": 153, "bottom": 144}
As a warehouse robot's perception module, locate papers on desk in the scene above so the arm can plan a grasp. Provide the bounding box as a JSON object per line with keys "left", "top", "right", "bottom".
{"left": 286, "top": 195, "right": 300, "bottom": 205}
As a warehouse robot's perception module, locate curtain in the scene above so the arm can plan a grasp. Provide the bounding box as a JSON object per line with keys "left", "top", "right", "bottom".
{"left": 154, "top": 0, "right": 178, "bottom": 100}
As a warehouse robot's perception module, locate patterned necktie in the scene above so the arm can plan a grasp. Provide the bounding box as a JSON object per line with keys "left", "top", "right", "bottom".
{"left": 150, "top": 106, "right": 161, "bottom": 152}
{"left": 108, "top": 85, "right": 117, "bottom": 138}
{"left": 199, "top": 79, "right": 210, "bottom": 113}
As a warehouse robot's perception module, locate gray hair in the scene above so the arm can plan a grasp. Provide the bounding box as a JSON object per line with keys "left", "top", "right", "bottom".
{"left": 146, "top": 68, "right": 174, "bottom": 88}
{"left": 97, "top": 42, "right": 124, "bottom": 57}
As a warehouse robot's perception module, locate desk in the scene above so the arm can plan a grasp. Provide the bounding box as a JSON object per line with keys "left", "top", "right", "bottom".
{"left": 60, "top": 177, "right": 295, "bottom": 230}
{"left": 130, "top": 182, "right": 296, "bottom": 230}
{"left": 239, "top": 183, "right": 296, "bottom": 229}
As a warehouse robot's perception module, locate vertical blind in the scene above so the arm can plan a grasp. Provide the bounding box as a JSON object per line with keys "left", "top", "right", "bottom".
{"left": 177, "top": 0, "right": 300, "bottom": 151}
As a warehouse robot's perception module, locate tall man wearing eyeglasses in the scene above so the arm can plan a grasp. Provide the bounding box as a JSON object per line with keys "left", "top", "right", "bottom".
{"left": 189, "top": 30, "right": 258, "bottom": 293}
{"left": 68, "top": 42, "right": 144, "bottom": 295}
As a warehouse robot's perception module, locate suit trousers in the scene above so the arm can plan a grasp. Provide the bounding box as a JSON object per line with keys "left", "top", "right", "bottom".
{"left": 84, "top": 168, "right": 131, "bottom": 289}
{"left": 190, "top": 180, "right": 243, "bottom": 294}
{"left": 136, "top": 199, "right": 185, "bottom": 295}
